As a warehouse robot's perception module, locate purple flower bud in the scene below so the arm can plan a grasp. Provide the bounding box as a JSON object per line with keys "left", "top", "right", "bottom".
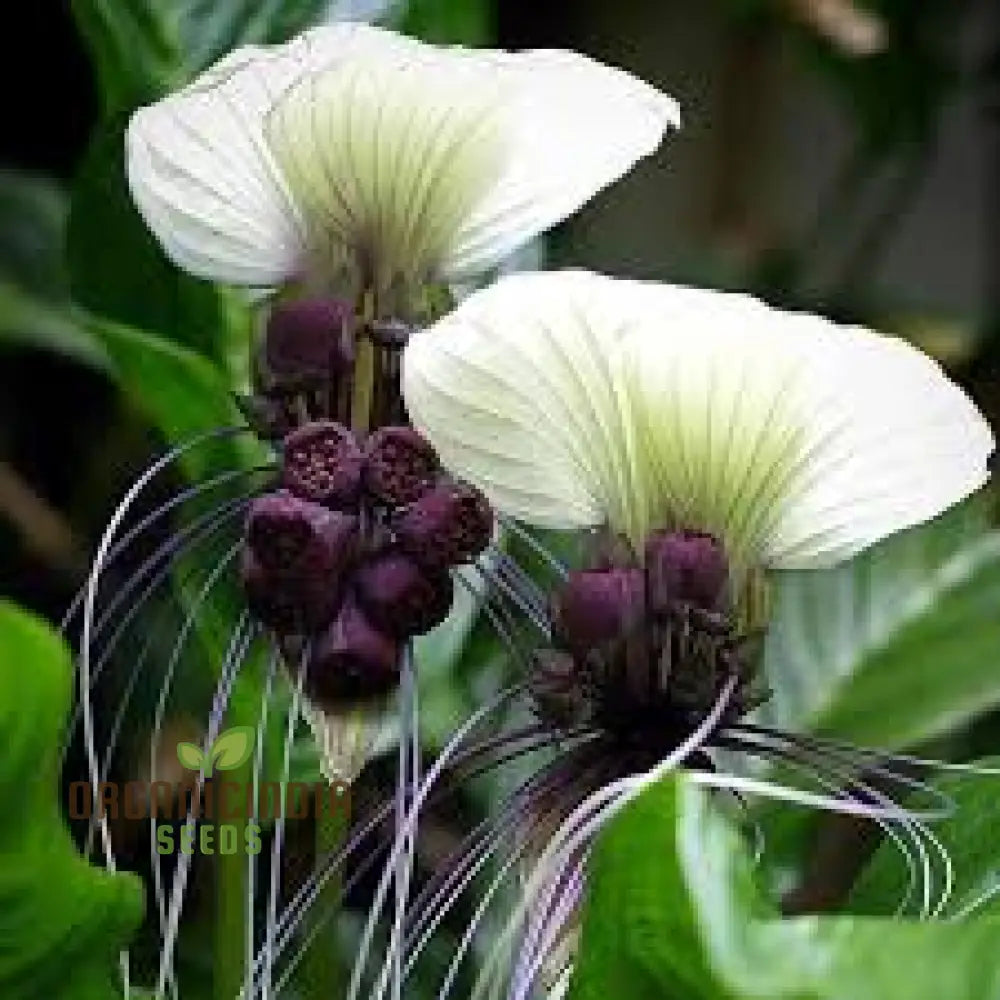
{"left": 263, "top": 298, "right": 354, "bottom": 386}
{"left": 305, "top": 599, "right": 401, "bottom": 703}
{"left": 644, "top": 529, "right": 729, "bottom": 612}
{"left": 363, "top": 426, "right": 439, "bottom": 507}
{"left": 243, "top": 492, "right": 358, "bottom": 629}
{"left": 354, "top": 550, "right": 453, "bottom": 638}
{"left": 241, "top": 548, "right": 302, "bottom": 632}
{"left": 551, "top": 568, "right": 646, "bottom": 655}
{"left": 283, "top": 421, "right": 365, "bottom": 510}
{"left": 395, "top": 483, "right": 493, "bottom": 571}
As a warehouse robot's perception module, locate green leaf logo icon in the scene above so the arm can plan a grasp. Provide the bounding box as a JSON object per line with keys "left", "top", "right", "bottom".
{"left": 176, "top": 726, "right": 255, "bottom": 777}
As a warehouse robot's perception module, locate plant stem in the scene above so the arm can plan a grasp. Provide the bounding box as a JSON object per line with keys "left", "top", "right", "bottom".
{"left": 300, "top": 801, "right": 351, "bottom": 995}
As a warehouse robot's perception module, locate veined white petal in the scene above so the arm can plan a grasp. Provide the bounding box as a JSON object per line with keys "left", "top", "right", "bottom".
{"left": 129, "top": 25, "right": 676, "bottom": 290}
{"left": 624, "top": 287, "right": 994, "bottom": 568}
{"left": 264, "top": 46, "right": 508, "bottom": 295}
{"left": 125, "top": 24, "right": 412, "bottom": 286}
{"left": 444, "top": 50, "right": 680, "bottom": 279}
{"left": 406, "top": 271, "right": 993, "bottom": 568}
{"left": 403, "top": 271, "right": 650, "bottom": 537}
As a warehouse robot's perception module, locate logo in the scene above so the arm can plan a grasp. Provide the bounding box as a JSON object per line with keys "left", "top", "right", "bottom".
{"left": 68, "top": 727, "right": 351, "bottom": 858}
{"left": 175, "top": 725, "right": 255, "bottom": 777}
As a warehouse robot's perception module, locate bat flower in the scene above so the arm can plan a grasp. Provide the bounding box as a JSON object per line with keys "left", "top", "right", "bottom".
{"left": 126, "top": 23, "right": 679, "bottom": 308}
{"left": 336, "top": 269, "right": 994, "bottom": 998}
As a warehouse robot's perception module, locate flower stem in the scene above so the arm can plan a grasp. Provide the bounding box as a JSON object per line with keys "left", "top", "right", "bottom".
{"left": 300, "top": 802, "right": 351, "bottom": 995}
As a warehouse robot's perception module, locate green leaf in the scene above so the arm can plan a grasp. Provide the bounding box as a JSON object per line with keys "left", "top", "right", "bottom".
{"left": 176, "top": 741, "right": 205, "bottom": 771}
{"left": 0, "top": 601, "right": 143, "bottom": 999}
{"left": 397, "top": 0, "right": 494, "bottom": 45}
{"left": 83, "top": 312, "right": 262, "bottom": 480}
{"left": 210, "top": 725, "right": 256, "bottom": 771}
{"left": 851, "top": 757, "right": 1000, "bottom": 918}
{"left": 762, "top": 500, "right": 1000, "bottom": 748}
{"left": 570, "top": 774, "right": 1000, "bottom": 1000}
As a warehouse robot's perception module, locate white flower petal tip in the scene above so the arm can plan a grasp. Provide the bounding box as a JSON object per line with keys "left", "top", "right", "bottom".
{"left": 126, "top": 26, "right": 679, "bottom": 291}
{"left": 403, "top": 271, "right": 994, "bottom": 570}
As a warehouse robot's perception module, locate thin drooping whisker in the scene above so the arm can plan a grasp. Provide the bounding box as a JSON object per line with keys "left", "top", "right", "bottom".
{"left": 492, "top": 550, "right": 552, "bottom": 622}
{"left": 470, "top": 557, "right": 549, "bottom": 636}
{"left": 247, "top": 798, "right": 397, "bottom": 988}
{"left": 61, "top": 464, "right": 272, "bottom": 636}
{"left": 83, "top": 490, "right": 254, "bottom": 662}
{"left": 453, "top": 569, "right": 541, "bottom": 676}
{"left": 148, "top": 543, "right": 243, "bottom": 944}
{"left": 261, "top": 644, "right": 309, "bottom": 998}
{"left": 69, "top": 494, "right": 252, "bottom": 766}
{"left": 511, "top": 853, "right": 586, "bottom": 1000}
{"left": 156, "top": 610, "right": 255, "bottom": 997}
{"left": 470, "top": 676, "right": 739, "bottom": 1000}
{"left": 717, "top": 731, "right": 925, "bottom": 917}
{"left": 496, "top": 516, "right": 569, "bottom": 582}
{"left": 346, "top": 684, "right": 527, "bottom": 1000}
{"left": 733, "top": 722, "right": 1000, "bottom": 779}
{"left": 948, "top": 873, "right": 1000, "bottom": 921}
{"left": 722, "top": 727, "right": 954, "bottom": 820}
{"left": 727, "top": 728, "right": 956, "bottom": 917}
{"left": 404, "top": 746, "right": 605, "bottom": 969}
{"left": 245, "top": 645, "right": 281, "bottom": 995}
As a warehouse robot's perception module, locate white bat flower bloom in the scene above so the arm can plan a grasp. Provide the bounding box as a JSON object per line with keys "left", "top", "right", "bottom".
{"left": 403, "top": 270, "right": 993, "bottom": 571}
{"left": 126, "top": 24, "right": 679, "bottom": 299}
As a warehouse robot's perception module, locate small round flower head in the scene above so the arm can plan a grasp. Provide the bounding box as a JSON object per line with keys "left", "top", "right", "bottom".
{"left": 354, "top": 550, "right": 454, "bottom": 638}
{"left": 282, "top": 420, "right": 365, "bottom": 510}
{"left": 395, "top": 482, "right": 493, "bottom": 572}
{"left": 644, "top": 529, "right": 728, "bottom": 612}
{"left": 363, "top": 426, "right": 439, "bottom": 507}
{"left": 306, "top": 599, "right": 400, "bottom": 704}
{"left": 243, "top": 492, "right": 359, "bottom": 629}
{"left": 263, "top": 297, "right": 354, "bottom": 387}
{"left": 550, "top": 568, "right": 646, "bottom": 656}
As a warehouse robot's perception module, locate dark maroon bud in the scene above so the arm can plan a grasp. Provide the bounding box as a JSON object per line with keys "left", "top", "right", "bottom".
{"left": 551, "top": 568, "right": 646, "bottom": 655}
{"left": 241, "top": 548, "right": 302, "bottom": 632}
{"left": 395, "top": 483, "right": 493, "bottom": 571}
{"left": 354, "top": 550, "right": 453, "bottom": 638}
{"left": 264, "top": 297, "right": 354, "bottom": 385}
{"left": 644, "top": 529, "right": 728, "bottom": 612}
{"left": 244, "top": 493, "right": 358, "bottom": 629}
{"left": 283, "top": 421, "right": 365, "bottom": 509}
{"left": 363, "top": 426, "right": 439, "bottom": 506}
{"left": 305, "top": 599, "right": 401, "bottom": 704}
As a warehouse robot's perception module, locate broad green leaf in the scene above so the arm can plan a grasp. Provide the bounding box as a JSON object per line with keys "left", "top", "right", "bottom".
{"left": 176, "top": 741, "right": 205, "bottom": 771}
{"left": 210, "top": 725, "right": 256, "bottom": 771}
{"left": 67, "top": 118, "right": 242, "bottom": 362}
{"left": 851, "top": 757, "right": 1000, "bottom": 919}
{"left": 0, "top": 601, "right": 143, "bottom": 999}
{"left": 761, "top": 499, "right": 1000, "bottom": 748}
{"left": 83, "top": 312, "right": 261, "bottom": 481}
{"left": 398, "top": 0, "right": 493, "bottom": 45}
{"left": 0, "top": 283, "right": 110, "bottom": 371}
{"left": 570, "top": 775, "right": 1000, "bottom": 1000}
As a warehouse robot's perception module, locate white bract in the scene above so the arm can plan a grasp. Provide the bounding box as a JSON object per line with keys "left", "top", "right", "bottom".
{"left": 403, "top": 270, "right": 994, "bottom": 569}
{"left": 127, "top": 24, "right": 679, "bottom": 295}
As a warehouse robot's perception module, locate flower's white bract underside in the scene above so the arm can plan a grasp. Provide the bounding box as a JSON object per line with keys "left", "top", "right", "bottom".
{"left": 126, "top": 24, "right": 679, "bottom": 291}
{"left": 403, "top": 271, "right": 994, "bottom": 569}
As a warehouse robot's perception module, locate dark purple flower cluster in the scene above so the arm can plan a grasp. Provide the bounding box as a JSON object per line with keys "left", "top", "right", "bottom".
{"left": 242, "top": 421, "right": 493, "bottom": 705}
{"left": 532, "top": 529, "right": 759, "bottom": 744}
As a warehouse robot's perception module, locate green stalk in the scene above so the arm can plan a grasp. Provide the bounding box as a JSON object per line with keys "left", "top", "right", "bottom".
{"left": 215, "top": 683, "right": 256, "bottom": 1000}
{"left": 300, "top": 800, "right": 351, "bottom": 995}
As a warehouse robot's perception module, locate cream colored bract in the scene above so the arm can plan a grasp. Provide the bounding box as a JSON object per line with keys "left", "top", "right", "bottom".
{"left": 403, "top": 270, "right": 994, "bottom": 570}
{"left": 126, "top": 24, "right": 679, "bottom": 298}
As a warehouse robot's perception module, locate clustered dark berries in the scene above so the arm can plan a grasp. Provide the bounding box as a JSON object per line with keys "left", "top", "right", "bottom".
{"left": 532, "top": 529, "right": 762, "bottom": 752}
{"left": 242, "top": 421, "right": 493, "bottom": 706}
